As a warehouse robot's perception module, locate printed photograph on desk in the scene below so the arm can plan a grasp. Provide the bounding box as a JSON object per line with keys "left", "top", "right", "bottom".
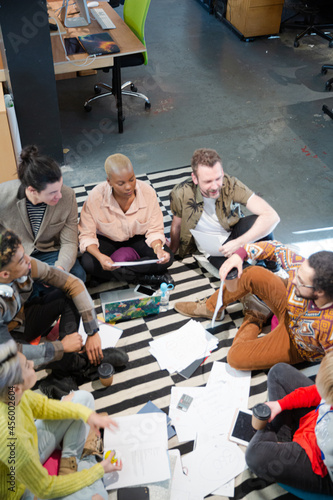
{"left": 78, "top": 32, "right": 120, "bottom": 55}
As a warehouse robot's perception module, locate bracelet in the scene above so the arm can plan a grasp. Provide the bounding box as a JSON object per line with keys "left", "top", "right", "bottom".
{"left": 153, "top": 243, "right": 164, "bottom": 253}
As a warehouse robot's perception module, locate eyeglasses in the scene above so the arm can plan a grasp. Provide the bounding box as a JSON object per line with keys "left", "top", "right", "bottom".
{"left": 295, "top": 268, "right": 314, "bottom": 289}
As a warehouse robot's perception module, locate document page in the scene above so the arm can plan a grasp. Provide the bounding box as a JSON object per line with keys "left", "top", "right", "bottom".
{"left": 103, "top": 413, "right": 170, "bottom": 490}
{"left": 190, "top": 228, "right": 224, "bottom": 257}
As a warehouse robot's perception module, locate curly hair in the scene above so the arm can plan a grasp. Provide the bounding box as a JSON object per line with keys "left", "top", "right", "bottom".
{"left": 0, "top": 340, "right": 23, "bottom": 401}
{"left": 0, "top": 230, "right": 21, "bottom": 271}
{"left": 18, "top": 145, "right": 62, "bottom": 192}
{"left": 308, "top": 251, "right": 333, "bottom": 301}
{"left": 191, "top": 148, "right": 222, "bottom": 176}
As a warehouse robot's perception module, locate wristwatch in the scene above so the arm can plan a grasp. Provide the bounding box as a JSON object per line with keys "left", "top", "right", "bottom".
{"left": 87, "top": 328, "right": 99, "bottom": 337}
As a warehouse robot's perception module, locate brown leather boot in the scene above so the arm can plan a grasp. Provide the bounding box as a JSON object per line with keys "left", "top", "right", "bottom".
{"left": 58, "top": 456, "right": 77, "bottom": 475}
{"left": 81, "top": 412, "right": 108, "bottom": 459}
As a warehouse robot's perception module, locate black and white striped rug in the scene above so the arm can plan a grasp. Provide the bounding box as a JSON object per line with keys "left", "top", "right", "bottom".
{"left": 65, "top": 166, "right": 317, "bottom": 499}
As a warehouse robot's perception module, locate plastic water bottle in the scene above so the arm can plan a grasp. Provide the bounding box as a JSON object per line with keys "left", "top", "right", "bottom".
{"left": 159, "top": 282, "right": 174, "bottom": 311}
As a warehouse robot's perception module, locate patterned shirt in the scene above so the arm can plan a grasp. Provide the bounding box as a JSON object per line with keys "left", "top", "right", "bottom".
{"left": 169, "top": 174, "right": 253, "bottom": 258}
{"left": 239, "top": 241, "right": 333, "bottom": 362}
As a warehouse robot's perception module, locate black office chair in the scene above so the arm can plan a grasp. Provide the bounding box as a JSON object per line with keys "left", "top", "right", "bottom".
{"left": 84, "top": 0, "right": 151, "bottom": 113}
{"left": 281, "top": 1, "right": 333, "bottom": 48}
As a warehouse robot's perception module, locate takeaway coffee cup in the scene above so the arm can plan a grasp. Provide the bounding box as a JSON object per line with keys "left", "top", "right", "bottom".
{"left": 224, "top": 268, "right": 239, "bottom": 292}
{"left": 252, "top": 403, "right": 271, "bottom": 430}
{"left": 98, "top": 363, "right": 115, "bottom": 387}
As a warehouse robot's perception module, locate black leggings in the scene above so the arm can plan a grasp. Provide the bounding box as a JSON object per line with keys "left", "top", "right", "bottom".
{"left": 245, "top": 363, "right": 333, "bottom": 495}
{"left": 81, "top": 234, "right": 174, "bottom": 282}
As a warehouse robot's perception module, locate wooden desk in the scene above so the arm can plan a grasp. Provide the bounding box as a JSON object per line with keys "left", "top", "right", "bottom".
{"left": 49, "top": 2, "right": 146, "bottom": 132}
{"left": 0, "top": 51, "right": 5, "bottom": 83}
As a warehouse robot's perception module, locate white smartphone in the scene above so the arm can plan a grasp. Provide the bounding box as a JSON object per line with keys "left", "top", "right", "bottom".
{"left": 134, "top": 284, "right": 156, "bottom": 297}
{"left": 229, "top": 408, "right": 255, "bottom": 446}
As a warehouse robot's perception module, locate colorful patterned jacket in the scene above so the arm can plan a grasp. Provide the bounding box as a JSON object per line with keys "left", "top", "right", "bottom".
{"left": 238, "top": 241, "right": 333, "bottom": 362}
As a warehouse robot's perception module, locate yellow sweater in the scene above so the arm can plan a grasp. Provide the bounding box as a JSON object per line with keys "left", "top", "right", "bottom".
{"left": 0, "top": 390, "right": 104, "bottom": 499}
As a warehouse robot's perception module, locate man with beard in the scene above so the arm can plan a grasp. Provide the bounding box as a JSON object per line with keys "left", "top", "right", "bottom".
{"left": 168, "top": 148, "right": 280, "bottom": 275}
{"left": 174, "top": 241, "right": 333, "bottom": 371}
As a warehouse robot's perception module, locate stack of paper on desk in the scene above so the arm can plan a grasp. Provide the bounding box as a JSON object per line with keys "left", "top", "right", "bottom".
{"left": 149, "top": 320, "right": 218, "bottom": 374}
{"left": 103, "top": 413, "right": 170, "bottom": 490}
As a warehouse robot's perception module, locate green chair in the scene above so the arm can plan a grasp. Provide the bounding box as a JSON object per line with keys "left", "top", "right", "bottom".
{"left": 84, "top": 0, "right": 151, "bottom": 112}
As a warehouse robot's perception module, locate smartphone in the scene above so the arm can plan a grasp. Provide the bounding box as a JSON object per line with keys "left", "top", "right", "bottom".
{"left": 134, "top": 284, "right": 155, "bottom": 297}
{"left": 229, "top": 408, "right": 256, "bottom": 446}
{"left": 117, "top": 486, "right": 149, "bottom": 500}
{"left": 64, "top": 37, "right": 86, "bottom": 55}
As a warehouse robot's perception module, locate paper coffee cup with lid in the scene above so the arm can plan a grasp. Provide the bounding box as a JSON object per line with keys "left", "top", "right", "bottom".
{"left": 98, "top": 363, "right": 115, "bottom": 387}
{"left": 252, "top": 403, "right": 271, "bottom": 430}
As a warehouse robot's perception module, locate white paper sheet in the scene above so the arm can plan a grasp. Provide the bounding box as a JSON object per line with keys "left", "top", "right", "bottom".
{"left": 149, "top": 320, "right": 218, "bottom": 374}
{"left": 190, "top": 229, "right": 224, "bottom": 257}
{"left": 111, "top": 259, "right": 159, "bottom": 267}
{"left": 103, "top": 413, "right": 170, "bottom": 490}
{"left": 78, "top": 320, "right": 122, "bottom": 349}
{"left": 169, "top": 450, "right": 204, "bottom": 500}
{"left": 207, "top": 361, "right": 251, "bottom": 409}
{"left": 181, "top": 435, "right": 246, "bottom": 498}
{"left": 211, "top": 281, "right": 223, "bottom": 329}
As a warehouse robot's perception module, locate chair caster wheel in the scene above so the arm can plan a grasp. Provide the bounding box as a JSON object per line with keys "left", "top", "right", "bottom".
{"left": 294, "top": 41, "right": 299, "bottom": 48}
{"left": 84, "top": 104, "right": 92, "bottom": 112}
{"left": 322, "top": 68, "right": 328, "bottom": 75}
{"left": 329, "top": 41, "right": 333, "bottom": 48}
{"left": 145, "top": 102, "right": 151, "bottom": 110}
{"left": 326, "top": 82, "right": 332, "bottom": 91}
{"left": 130, "top": 84, "right": 137, "bottom": 92}
{"left": 94, "top": 85, "right": 102, "bottom": 94}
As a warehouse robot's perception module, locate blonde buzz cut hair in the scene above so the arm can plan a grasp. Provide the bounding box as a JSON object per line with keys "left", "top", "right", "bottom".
{"left": 316, "top": 351, "right": 333, "bottom": 406}
{"left": 104, "top": 154, "right": 133, "bottom": 179}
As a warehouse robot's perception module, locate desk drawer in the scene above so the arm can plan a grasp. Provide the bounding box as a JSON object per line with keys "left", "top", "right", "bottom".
{"left": 226, "top": 0, "right": 284, "bottom": 37}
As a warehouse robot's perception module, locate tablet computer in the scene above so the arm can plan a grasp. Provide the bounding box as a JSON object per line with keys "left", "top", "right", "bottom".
{"left": 229, "top": 408, "right": 256, "bottom": 447}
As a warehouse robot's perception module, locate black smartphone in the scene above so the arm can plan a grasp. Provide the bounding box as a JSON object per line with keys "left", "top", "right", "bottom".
{"left": 117, "top": 486, "right": 149, "bottom": 500}
{"left": 64, "top": 37, "right": 86, "bottom": 55}
{"left": 134, "top": 284, "right": 155, "bottom": 297}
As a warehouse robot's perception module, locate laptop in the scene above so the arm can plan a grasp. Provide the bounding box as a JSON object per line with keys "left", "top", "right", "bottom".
{"left": 78, "top": 32, "right": 120, "bottom": 55}
{"left": 100, "top": 289, "right": 161, "bottom": 323}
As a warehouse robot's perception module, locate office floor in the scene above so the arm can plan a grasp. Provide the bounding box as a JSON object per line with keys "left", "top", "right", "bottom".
{"left": 57, "top": 0, "right": 333, "bottom": 246}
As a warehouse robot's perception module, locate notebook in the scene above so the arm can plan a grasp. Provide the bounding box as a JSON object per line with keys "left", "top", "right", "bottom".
{"left": 100, "top": 289, "right": 161, "bottom": 323}
{"left": 78, "top": 32, "right": 120, "bottom": 55}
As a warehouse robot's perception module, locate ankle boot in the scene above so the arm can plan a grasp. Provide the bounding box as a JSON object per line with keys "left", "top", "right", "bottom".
{"left": 81, "top": 412, "right": 108, "bottom": 459}
{"left": 58, "top": 456, "right": 77, "bottom": 475}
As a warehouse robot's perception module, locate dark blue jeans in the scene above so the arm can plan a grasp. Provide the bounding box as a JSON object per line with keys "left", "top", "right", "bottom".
{"left": 245, "top": 363, "right": 333, "bottom": 495}
{"left": 30, "top": 250, "right": 86, "bottom": 300}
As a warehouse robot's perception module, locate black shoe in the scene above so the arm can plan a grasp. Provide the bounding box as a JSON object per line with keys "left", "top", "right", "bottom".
{"left": 263, "top": 259, "right": 281, "bottom": 273}
{"left": 139, "top": 273, "right": 175, "bottom": 287}
{"left": 78, "top": 347, "right": 129, "bottom": 382}
{"left": 101, "top": 347, "right": 129, "bottom": 367}
{"left": 39, "top": 374, "right": 78, "bottom": 400}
